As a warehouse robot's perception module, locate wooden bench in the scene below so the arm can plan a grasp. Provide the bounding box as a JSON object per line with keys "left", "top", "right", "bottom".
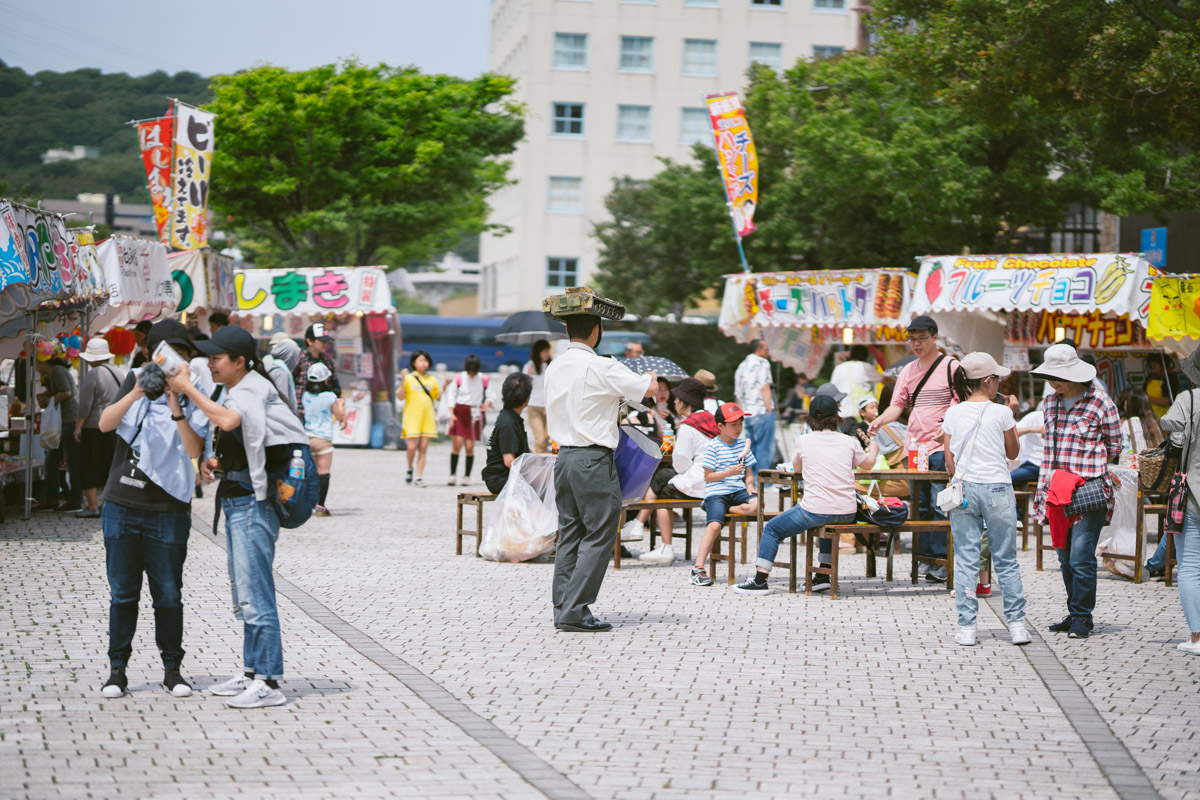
{"left": 709, "top": 512, "right": 756, "bottom": 584}
{"left": 1013, "top": 486, "right": 1040, "bottom": 551}
{"left": 617, "top": 498, "right": 701, "bottom": 564}
{"left": 1142, "top": 502, "right": 1176, "bottom": 586}
{"left": 455, "top": 492, "right": 497, "bottom": 557}
{"left": 800, "top": 521, "right": 953, "bottom": 598}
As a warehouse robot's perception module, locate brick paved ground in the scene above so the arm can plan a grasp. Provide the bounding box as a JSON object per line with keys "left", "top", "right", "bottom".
{"left": 2, "top": 443, "right": 1197, "bottom": 799}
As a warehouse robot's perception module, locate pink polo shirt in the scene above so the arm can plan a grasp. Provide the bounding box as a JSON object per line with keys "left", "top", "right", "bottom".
{"left": 889, "top": 355, "right": 960, "bottom": 454}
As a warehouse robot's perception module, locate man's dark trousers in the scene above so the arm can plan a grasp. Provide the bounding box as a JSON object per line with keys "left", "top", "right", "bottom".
{"left": 552, "top": 445, "right": 622, "bottom": 626}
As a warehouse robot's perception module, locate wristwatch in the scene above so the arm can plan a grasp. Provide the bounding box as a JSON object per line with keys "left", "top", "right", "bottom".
{"left": 171, "top": 414, "right": 186, "bottom": 421}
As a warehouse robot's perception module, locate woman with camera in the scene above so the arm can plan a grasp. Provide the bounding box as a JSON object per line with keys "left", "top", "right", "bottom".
{"left": 96, "top": 321, "right": 212, "bottom": 699}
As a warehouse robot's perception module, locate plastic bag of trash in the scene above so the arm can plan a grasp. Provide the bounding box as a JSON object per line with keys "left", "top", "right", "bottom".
{"left": 1097, "top": 465, "right": 1139, "bottom": 579}
{"left": 481, "top": 453, "right": 559, "bottom": 562}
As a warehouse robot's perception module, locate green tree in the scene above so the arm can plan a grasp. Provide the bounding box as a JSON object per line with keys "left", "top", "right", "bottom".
{"left": 208, "top": 61, "right": 524, "bottom": 269}
{"left": 871, "top": 0, "right": 1200, "bottom": 214}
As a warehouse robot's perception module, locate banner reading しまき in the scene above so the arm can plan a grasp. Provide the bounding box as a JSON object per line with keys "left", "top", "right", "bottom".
{"left": 233, "top": 267, "right": 392, "bottom": 316}
{"left": 706, "top": 93, "right": 758, "bottom": 239}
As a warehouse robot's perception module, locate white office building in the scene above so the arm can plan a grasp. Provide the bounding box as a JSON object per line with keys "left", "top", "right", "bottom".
{"left": 480, "top": 0, "right": 860, "bottom": 315}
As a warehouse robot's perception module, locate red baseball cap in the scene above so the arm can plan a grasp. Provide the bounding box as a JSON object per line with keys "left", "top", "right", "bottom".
{"left": 714, "top": 402, "right": 745, "bottom": 424}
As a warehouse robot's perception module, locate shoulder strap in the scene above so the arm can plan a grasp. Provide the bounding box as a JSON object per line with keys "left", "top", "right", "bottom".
{"left": 482, "top": 374, "right": 488, "bottom": 388}
{"left": 907, "top": 354, "right": 946, "bottom": 409}
{"left": 879, "top": 424, "right": 903, "bottom": 448}
{"left": 414, "top": 373, "right": 435, "bottom": 402}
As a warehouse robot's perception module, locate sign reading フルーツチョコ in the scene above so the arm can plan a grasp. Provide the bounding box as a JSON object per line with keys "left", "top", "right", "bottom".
{"left": 706, "top": 92, "right": 758, "bottom": 239}
{"left": 912, "top": 254, "right": 1156, "bottom": 327}
{"left": 233, "top": 267, "right": 393, "bottom": 316}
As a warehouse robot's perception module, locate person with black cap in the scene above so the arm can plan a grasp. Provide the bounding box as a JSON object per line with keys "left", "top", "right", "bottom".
{"left": 94, "top": 320, "right": 213, "bottom": 699}
{"left": 543, "top": 288, "right": 656, "bottom": 632}
{"left": 735, "top": 394, "right": 876, "bottom": 594}
{"left": 293, "top": 322, "right": 341, "bottom": 422}
{"left": 867, "top": 315, "right": 966, "bottom": 582}
{"left": 167, "top": 325, "right": 309, "bottom": 707}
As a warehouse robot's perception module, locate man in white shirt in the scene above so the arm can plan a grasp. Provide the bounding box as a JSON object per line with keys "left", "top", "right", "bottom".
{"left": 544, "top": 292, "right": 655, "bottom": 633}
{"left": 830, "top": 345, "right": 882, "bottom": 418}
{"left": 734, "top": 339, "right": 776, "bottom": 472}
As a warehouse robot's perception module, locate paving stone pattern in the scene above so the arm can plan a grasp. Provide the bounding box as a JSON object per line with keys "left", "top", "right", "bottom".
{"left": 1, "top": 444, "right": 1197, "bottom": 799}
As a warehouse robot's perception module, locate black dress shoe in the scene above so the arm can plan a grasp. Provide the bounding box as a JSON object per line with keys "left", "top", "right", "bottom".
{"left": 1048, "top": 616, "right": 1094, "bottom": 633}
{"left": 554, "top": 619, "right": 613, "bottom": 632}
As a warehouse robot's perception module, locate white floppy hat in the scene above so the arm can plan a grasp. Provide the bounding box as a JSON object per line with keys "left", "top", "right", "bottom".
{"left": 959, "top": 352, "right": 1011, "bottom": 380}
{"left": 80, "top": 338, "right": 113, "bottom": 362}
{"left": 1031, "top": 344, "right": 1096, "bottom": 383}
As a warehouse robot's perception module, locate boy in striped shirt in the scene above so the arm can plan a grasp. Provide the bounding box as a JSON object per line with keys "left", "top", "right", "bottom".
{"left": 691, "top": 402, "right": 759, "bottom": 586}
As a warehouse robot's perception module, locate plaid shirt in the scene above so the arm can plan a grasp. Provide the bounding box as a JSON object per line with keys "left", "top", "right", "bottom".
{"left": 292, "top": 350, "right": 341, "bottom": 422}
{"left": 1034, "top": 383, "right": 1122, "bottom": 524}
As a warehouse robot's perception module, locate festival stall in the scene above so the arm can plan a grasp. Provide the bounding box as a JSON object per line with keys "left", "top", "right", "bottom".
{"left": 718, "top": 269, "right": 917, "bottom": 375}
{"left": 911, "top": 253, "right": 1163, "bottom": 399}
{"left": 230, "top": 267, "right": 398, "bottom": 446}
{"left": 167, "top": 248, "right": 237, "bottom": 329}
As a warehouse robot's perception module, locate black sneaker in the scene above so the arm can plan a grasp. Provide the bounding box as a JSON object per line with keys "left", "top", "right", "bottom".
{"left": 925, "top": 565, "right": 947, "bottom": 583}
{"left": 162, "top": 669, "right": 193, "bottom": 697}
{"left": 734, "top": 576, "right": 769, "bottom": 595}
{"left": 1067, "top": 620, "right": 1091, "bottom": 639}
{"left": 1146, "top": 564, "right": 1165, "bottom": 579}
{"left": 101, "top": 668, "right": 127, "bottom": 698}
{"left": 405, "top": 468, "right": 414, "bottom": 484}
{"left": 1049, "top": 616, "right": 1094, "bottom": 633}
{"left": 811, "top": 573, "right": 831, "bottom": 592}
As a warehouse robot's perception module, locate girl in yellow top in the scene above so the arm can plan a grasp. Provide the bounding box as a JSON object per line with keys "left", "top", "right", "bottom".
{"left": 398, "top": 350, "right": 440, "bottom": 487}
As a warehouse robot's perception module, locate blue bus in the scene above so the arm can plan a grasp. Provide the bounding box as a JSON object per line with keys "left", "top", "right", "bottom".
{"left": 397, "top": 315, "right": 530, "bottom": 373}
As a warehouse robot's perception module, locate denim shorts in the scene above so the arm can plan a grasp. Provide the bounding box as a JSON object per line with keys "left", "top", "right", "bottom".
{"left": 704, "top": 489, "right": 756, "bottom": 525}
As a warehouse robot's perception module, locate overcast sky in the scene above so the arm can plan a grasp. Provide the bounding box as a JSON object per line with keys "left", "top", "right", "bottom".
{"left": 0, "top": 0, "right": 491, "bottom": 78}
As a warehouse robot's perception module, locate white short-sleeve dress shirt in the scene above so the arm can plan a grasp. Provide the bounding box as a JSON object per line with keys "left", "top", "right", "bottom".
{"left": 545, "top": 342, "right": 654, "bottom": 449}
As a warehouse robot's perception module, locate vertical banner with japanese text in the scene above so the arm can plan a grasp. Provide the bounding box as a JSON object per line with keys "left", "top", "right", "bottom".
{"left": 706, "top": 92, "right": 758, "bottom": 239}
{"left": 170, "top": 104, "right": 215, "bottom": 251}
{"left": 136, "top": 102, "right": 173, "bottom": 242}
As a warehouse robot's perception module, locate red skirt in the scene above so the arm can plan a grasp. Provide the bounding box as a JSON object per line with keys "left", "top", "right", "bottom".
{"left": 449, "top": 404, "right": 484, "bottom": 440}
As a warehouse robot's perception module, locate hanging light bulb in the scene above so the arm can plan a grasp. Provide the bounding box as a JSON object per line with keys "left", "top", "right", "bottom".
{"left": 1054, "top": 325, "right": 1065, "bottom": 342}
{"left": 842, "top": 327, "right": 853, "bottom": 345}
{"left": 262, "top": 315, "right": 275, "bottom": 332}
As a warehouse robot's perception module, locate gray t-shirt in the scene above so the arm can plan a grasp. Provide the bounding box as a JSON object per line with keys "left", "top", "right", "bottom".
{"left": 50, "top": 364, "right": 78, "bottom": 422}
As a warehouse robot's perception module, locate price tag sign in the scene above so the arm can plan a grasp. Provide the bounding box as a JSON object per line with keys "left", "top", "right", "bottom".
{"left": 1003, "top": 346, "right": 1031, "bottom": 371}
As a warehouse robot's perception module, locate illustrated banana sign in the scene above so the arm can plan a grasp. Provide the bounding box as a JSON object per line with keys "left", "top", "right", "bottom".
{"left": 912, "top": 253, "right": 1155, "bottom": 327}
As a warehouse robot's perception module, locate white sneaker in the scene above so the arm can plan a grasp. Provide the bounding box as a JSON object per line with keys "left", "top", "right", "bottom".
{"left": 448, "top": 476, "right": 457, "bottom": 486}
{"left": 460, "top": 477, "right": 471, "bottom": 487}
{"left": 208, "top": 674, "right": 251, "bottom": 696}
{"left": 638, "top": 543, "right": 675, "bottom": 564}
{"left": 224, "top": 679, "right": 286, "bottom": 709}
{"left": 620, "top": 519, "right": 646, "bottom": 543}
{"left": 1009, "top": 620, "right": 1032, "bottom": 645}
{"left": 956, "top": 625, "right": 978, "bottom": 646}
{"left": 414, "top": 477, "right": 426, "bottom": 488}
{"left": 1177, "top": 639, "right": 1200, "bottom": 655}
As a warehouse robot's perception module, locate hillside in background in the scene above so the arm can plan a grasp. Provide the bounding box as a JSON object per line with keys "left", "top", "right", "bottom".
{"left": 0, "top": 61, "right": 211, "bottom": 201}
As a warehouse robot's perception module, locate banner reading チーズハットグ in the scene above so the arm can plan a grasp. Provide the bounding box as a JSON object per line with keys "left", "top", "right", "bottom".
{"left": 137, "top": 104, "right": 174, "bottom": 242}
{"left": 233, "top": 267, "right": 392, "bottom": 316}
{"left": 912, "top": 254, "right": 1155, "bottom": 326}
{"left": 719, "top": 269, "right": 914, "bottom": 332}
{"left": 706, "top": 93, "right": 758, "bottom": 238}
{"left": 169, "top": 104, "right": 215, "bottom": 251}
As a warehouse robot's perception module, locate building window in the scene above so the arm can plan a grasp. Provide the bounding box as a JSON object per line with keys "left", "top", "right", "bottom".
{"left": 813, "top": 45, "right": 845, "bottom": 59}
{"left": 752, "top": 0, "right": 783, "bottom": 6}
{"left": 814, "top": 0, "right": 845, "bottom": 8}
{"left": 748, "top": 42, "right": 783, "bottom": 70}
{"left": 552, "top": 103, "right": 585, "bottom": 136}
{"left": 680, "top": 107, "right": 712, "bottom": 145}
{"left": 547, "top": 257, "right": 578, "bottom": 289}
{"left": 684, "top": 0, "right": 719, "bottom": 5}
{"left": 553, "top": 33, "right": 588, "bottom": 69}
{"left": 683, "top": 39, "right": 718, "bottom": 75}
{"left": 617, "top": 105, "right": 652, "bottom": 141}
{"left": 620, "top": 36, "right": 654, "bottom": 71}
{"left": 547, "top": 177, "right": 583, "bottom": 212}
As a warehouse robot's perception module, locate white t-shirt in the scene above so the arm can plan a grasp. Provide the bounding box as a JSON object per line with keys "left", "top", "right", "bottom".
{"left": 830, "top": 360, "right": 873, "bottom": 418}
{"left": 1015, "top": 409, "right": 1044, "bottom": 467}
{"left": 523, "top": 360, "right": 546, "bottom": 408}
{"left": 942, "top": 401, "right": 1016, "bottom": 484}
{"left": 793, "top": 431, "right": 870, "bottom": 515}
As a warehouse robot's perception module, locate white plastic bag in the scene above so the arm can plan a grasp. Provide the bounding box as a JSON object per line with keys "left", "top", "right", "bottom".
{"left": 481, "top": 453, "right": 559, "bottom": 562}
{"left": 1096, "top": 466, "right": 1139, "bottom": 579}
{"left": 40, "top": 399, "right": 62, "bottom": 450}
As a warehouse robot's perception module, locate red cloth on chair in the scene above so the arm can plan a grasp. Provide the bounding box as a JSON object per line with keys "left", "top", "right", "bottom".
{"left": 1046, "top": 469, "right": 1085, "bottom": 549}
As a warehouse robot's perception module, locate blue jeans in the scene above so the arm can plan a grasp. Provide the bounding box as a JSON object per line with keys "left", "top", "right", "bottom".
{"left": 949, "top": 483, "right": 1026, "bottom": 627}
{"left": 912, "top": 450, "right": 947, "bottom": 558}
{"left": 1180, "top": 510, "right": 1200, "bottom": 633}
{"left": 1146, "top": 529, "right": 1183, "bottom": 572}
{"left": 222, "top": 495, "right": 284, "bottom": 680}
{"left": 703, "top": 488, "right": 756, "bottom": 526}
{"left": 744, "top": 412, "right": 776, "bottom": 476}
{"left": 1009, "top": 461, "right": 1040, "bottom": 487}
{"left": 43, "top": 429, "right": 82, "bottom": 507}
{"left": 757, "top": 506, "right": 857, "bottom": 570}
{"left": 1055, "top": 508, "right": 1108, "bottom": 623}
{"left": 102, "top": 502, "right": 190, "bottom": 669}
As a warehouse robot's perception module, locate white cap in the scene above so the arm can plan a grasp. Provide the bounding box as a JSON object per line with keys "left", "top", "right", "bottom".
{"left": 306, "top": 362, "right": 332, "bottom": 382}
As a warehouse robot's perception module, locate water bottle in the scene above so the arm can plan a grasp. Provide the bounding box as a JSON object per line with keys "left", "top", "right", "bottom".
{"left": 288, "top": 449, "right": 304, "bottom": 481}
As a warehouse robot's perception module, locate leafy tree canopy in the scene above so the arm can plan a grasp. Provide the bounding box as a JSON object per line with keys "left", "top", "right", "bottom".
{"left": 208, "top": 61, "right": 524, "bottom": 269}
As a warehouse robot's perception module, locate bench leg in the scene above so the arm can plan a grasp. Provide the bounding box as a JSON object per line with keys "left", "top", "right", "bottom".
{"left": 866, "top": 532, "right": 877, "bottom": 579}
{"left": 830, "top": 535, "right": 839, "bottom": 600}
{"left": 648, "top": 511, "right": 657, "bottom": 552}
{"left": 684, "top": 508, "right": 693, "bottom": 562}
{"left": 1036, "top": 523, "right": 1044, "bottom": 571}
{"left": 613, "top": 520, "right": 621, "bottom": 570}
{"left": 911, "top": 529, "right": 921, "bottom": 585}
{"left": 946, "top": 529, "right": 954, "bottom": 590}
{"left": 741, "top": 520, "right": 749, "bottom": 565}
{"left": 710, "top": 523, "right": 721, "bottom": 581}
{"left": 475, "top": 501, "right": 483, "bottom": 557}
{"left": 789, "top": 534, "right": 797, "bottom": 594}
{"left": 726, "top": 520, "right": 736, "bottom": 584}
{"left": 456, "top": 498, "right": 464, "bottom": 556}
{"left": 804, "top": 528, "right": 816, "bottom": 596}
{"left": 886, "top": 535, "right": 894, "bottom": 582}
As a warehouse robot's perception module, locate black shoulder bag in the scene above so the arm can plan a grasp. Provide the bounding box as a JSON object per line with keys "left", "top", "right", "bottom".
{"left": 904, "top": 354, "right": 946, "bottom": 410}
